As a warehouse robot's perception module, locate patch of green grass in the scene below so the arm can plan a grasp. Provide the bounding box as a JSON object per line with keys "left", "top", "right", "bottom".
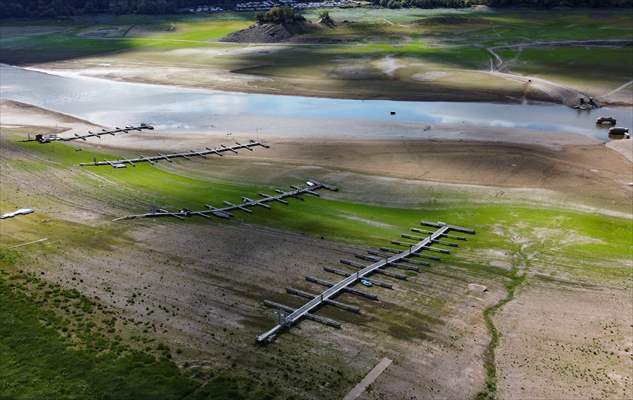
{"left": 0, "top": 268, "right": 279, "bottom": 399}
{"left": 467, "top": 10, "right": 633, "bottom": 46}
{"left": 150, "top": 20, "right": 251, "bottom": 41}
{"left": 0, "top": 249, "right": 20, "bottom": 267}
{"left": 0, "top": 270, "right": 196, "bottom": 399}
{"left": 501, "top": 46, "right": 633, "bottom": 87}
{"left": 7, "top": 159, "right": 49, "bottom": 172}
{"left": 0, "top": 204, "right": 125, "bottom": 254}
{"left": 0, "top": 12, "right": 257, "bottom": 59}
{"left": 13, "top": 139, "right": 632, "bottom": 283}
{"left": 325, "top": 43, "right": 489, "bottom": 69}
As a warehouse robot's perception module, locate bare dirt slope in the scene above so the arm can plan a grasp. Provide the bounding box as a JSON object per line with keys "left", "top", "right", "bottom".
{"left": 221, "top": 22, "right": 315, "bottom": 43}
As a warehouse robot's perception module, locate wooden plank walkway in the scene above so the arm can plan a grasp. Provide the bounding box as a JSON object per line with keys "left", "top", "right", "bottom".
{"left": 20, "top": 124, "right": 154, "bottom": 143}
{"left": 342, "top": 357, "right": 393, "bottom": 400}
{"left": 256, "top": 221, "right": 475, "bottom": 344}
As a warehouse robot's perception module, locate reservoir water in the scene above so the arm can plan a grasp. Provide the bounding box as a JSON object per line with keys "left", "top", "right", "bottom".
{"left": 1, "top": 64, "right": 631, "bottom": 141}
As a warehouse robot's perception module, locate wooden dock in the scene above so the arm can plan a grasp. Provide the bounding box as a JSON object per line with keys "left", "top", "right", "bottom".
{"left": 256, "top": 220, "right": 475, "bottom": 344}
{"left": 20, "top": 124, "right": 154, "bottom": 143}
{"left": 80, "top": 140, "right": 268, "bottom": 168}
{"left": 113, "top": 180, "right": 337, "bottom": 222}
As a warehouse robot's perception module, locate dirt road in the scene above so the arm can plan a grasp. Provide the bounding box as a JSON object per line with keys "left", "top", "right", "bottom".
{"left": 487, "top": 39, "right": 633, "bottom": 106}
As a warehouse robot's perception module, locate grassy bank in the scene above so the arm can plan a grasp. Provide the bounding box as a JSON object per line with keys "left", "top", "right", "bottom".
{"left": 0, "top": 255, "right": 277, "bottom": 399}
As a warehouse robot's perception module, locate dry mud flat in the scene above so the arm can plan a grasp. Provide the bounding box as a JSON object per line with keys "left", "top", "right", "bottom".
{"left": 496, "top": 279, "right": 633, "bottom": 400}
{"left": 42, "top": 222, "right": 506, "bottom": 400}
{"left": 92, "top": 127, "right": 633, "bottom": 215}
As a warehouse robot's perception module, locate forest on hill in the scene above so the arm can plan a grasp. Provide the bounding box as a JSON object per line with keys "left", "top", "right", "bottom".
{"left": 1, "top": 0, "right": 632, "bottom": 18}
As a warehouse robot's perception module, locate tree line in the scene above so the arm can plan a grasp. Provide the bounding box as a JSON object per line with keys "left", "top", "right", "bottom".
{"left": 373, "top": 0, "right": 632, "bottom": 8}
{"left": 1, "top": 0, "right": 632, "bottom": 19}
{"left": 485, "top": 0, "right": 632, "bottom": 6}
{"left": 0, "top": 0, "right": 228, "bottom": 18}
{"left": 256, "top": 7, "right": 305, "bottom": 24}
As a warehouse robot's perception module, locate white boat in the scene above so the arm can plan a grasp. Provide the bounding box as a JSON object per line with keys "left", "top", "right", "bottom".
{"left": 0, "top": 208, "right": 34, "bottom": 220}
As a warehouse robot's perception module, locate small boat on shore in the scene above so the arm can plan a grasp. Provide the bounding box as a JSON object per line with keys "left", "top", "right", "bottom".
{"left": 608, "top": 127, "right": 630, "bottom": 139}
{"left": 596, "top": 116, "right": 617, "bottom": 126}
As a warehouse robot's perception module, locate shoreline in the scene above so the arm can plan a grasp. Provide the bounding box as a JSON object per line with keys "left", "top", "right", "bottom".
{"left": 11, "top": 60, "right": 632, "bottom": 107}
{"left": 10, "top": 63, "right": 546, "bottom": 106}
{"left": 4, "top": 98, "right": 630, "bottom": 218}
{"left": 7, "top": 61, "right": 567, "bottom": 106}
{"left": 2, "top": 98, "right": 605, "bottom": 150}
{"left": 4, "top": 65, "right": 631, "bottom": 149}
{"left": 2, "top": 96, "right": 630, "bottom": 164}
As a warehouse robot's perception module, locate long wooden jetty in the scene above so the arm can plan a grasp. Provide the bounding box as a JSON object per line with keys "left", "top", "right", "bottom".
{"left": 113, "top": 180, "right": 337, "bottom": 222}
{"left": 21, "top": 124, "right": 154, "bottom": 143}
{"left": 80, "top": 140, "right": 268, "bottom": 168}
{"left": 256, "top": 221, "right": 475, "bottom": 344}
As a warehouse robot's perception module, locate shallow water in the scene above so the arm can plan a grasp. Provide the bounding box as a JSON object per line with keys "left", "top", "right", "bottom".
{"left": 1, "top": 64, "right": 631, "bottom": 141}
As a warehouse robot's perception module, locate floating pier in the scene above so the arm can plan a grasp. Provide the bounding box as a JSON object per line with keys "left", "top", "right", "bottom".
{"left": 256, "top": 220, "right": 475, "bottom": 344}
{"left": 80, "top": 140, "right": 268, "bottom": 168}
{"left": 113, "top": 180, "right": 337, "bottom": 222}
{"left": 21, "top": 124, "right": 154, "bottom": 143}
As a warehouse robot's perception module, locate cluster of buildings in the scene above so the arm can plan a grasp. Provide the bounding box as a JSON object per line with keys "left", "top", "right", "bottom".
{"left": 235, "top": 0, "right": 359, "bottom": 11}
{"left": 293, "top": 1, "right": 361, "bottom": 10}
{"left": 180, "top": 0, "right": 361, "bottom": 13}
{"left": 180, "top": 5, "right": 224, "bottom": 13}
{"left": 234, "top": 1, "right": 282, "bottom": 11}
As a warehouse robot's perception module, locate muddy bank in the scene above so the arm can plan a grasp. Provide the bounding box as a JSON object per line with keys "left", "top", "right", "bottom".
{"left": 0, "top": 100, "right": 99, "bottom": 131}
{"left": 495, "top": 280, "right": 633, "bottom": 400}
{"left": 87, "top": 131, "right": 632, "bottom": 215}
{"left": 2, "top": 99, "right": 631, "bottom": 216}
{"left": 607, "top": 139, "right": 633, "bottom": 163}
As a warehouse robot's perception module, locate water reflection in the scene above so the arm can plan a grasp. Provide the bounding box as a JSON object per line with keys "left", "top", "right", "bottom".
{"left": 1, "top": 64, "right": 632, "bottom": 142}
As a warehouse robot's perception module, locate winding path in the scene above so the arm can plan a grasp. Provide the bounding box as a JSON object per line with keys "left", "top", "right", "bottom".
{"left": 600, "top": 79, "right": 633, "bottom": 99}
{"left": 486, "top": 39, "right": 633, "bottom": 106}
{"left": 487, "top": 39, "right": 633, "bottom": 72}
